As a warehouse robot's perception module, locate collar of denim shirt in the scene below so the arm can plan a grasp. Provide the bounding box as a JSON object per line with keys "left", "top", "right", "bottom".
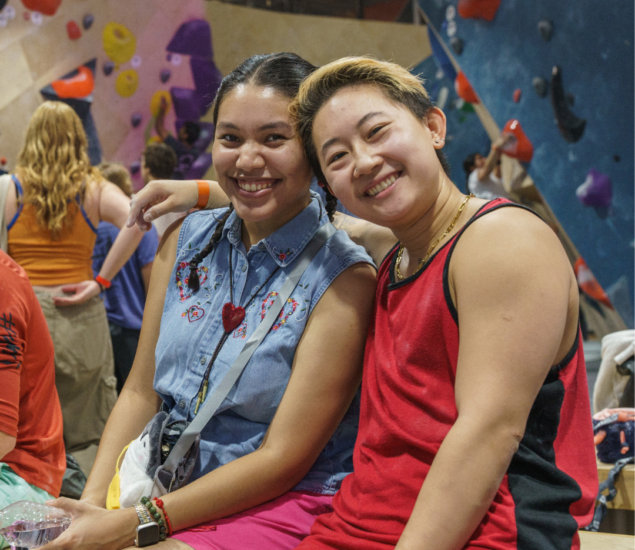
{"left": 221, "top": 191, "right": 327, "bottom": 268}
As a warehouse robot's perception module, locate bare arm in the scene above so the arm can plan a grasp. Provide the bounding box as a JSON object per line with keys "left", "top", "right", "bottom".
{"left": 127, "top": 179, "right": 229, "bottom": 231}
{"left": 140, "top": 262, "right": 153, "bottom": 296}
{"left": 80, "top": 221, "right": 182, "bottom": 506}
{"left": 396, "top": 209, "right": 578, "bottom": 550}
{"left": 332, "top": 212, "right": 397, "bottom": 266}
{"left": 154, "top": 100, "right": 169, "bottom": 141}
{"left": 0, "top": 432, "right": 16, "bottom": 461}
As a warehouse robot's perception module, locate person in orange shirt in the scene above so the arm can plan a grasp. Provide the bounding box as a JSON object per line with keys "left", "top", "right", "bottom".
{"left": 0, "top": 250, "right": 65, "bottom": 515}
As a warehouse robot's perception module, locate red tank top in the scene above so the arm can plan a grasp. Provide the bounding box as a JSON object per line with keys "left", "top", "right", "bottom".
{"left": 303, "top": 200, "right": 598, "bottom": 550}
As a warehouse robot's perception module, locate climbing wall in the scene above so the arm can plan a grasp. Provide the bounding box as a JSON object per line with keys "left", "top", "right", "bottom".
{"left": 0, "top": 0, "right": 430, "bottom": 186}
{"left": 416, "top": 0, "right": 634, "bottom": 329}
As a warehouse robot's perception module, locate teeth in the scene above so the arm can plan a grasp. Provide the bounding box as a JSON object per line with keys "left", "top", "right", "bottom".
{"left": 367, "top": 174, "right": 397, "bottom": 196}
{"left": 237, "top": 180, "right": 274, "bottom": 192}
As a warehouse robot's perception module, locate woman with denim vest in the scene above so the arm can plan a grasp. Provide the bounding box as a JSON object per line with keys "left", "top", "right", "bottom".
{"left": 42, "top": 54, "right": 375, "bottom": 550}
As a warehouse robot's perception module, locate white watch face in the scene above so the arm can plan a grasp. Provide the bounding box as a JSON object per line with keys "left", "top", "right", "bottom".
{"left": 136, "top": 522, "right": 160, "bottom": 547}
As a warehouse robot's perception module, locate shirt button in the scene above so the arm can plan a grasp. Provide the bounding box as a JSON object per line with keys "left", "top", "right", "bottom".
{"left": 258, "top": 243, "right": 266, "bottom": 251}
{"left": 200, "top": 357, "right": 206, "bottom": 365}
{"left": 241, "top": 264, "right": 247, "bottom": 272}
{"left": 179, "top": 400, "right": 186, "bottom": 409}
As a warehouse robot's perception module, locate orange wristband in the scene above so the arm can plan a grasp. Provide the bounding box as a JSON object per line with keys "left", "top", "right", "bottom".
{"left": 196, "top": 180, "right": 210, "bottom": 209}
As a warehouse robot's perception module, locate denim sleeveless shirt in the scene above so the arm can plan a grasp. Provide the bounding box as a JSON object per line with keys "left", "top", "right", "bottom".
{"left": 154, "top": 193, "right": 373, "bottom": 494}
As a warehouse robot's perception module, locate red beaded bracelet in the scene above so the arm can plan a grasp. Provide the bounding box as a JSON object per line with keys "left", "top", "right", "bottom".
{"left": 153, "top": 497, "right": 173, "bottom": 536}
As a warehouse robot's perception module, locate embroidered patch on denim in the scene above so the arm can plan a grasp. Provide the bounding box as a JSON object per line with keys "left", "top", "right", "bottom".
{"left": 175, "top": 262, "right": 209, "bottom": 301}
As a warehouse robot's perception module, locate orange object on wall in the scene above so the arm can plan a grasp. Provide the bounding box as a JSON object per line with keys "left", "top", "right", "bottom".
{"left": 457, "top": 0, "right": 501, "bottom": 22}
{"left": 51, "top": 66, "right": 94, "bottom": 98}
{"left": 20, "top": 0, "right": 62, "bottom": 16}
{"left": 500, "top": 119, "right": 534, "bottom": 163}
{"left": 454, "top": 71, "right": 479, "bottom": 104}
{"left": 574, "top": 257, "right": 613, "bottom": 309}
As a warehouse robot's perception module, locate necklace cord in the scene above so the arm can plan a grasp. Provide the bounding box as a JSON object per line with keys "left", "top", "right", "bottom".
{"left": 395, "top": 194, "right": 474, "bottom": 280}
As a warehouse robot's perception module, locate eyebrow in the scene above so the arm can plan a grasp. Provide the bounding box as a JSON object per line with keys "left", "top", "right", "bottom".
{"left": 320, "top": 111, "right": 386, "bottom": 155}
{"left": 216, "top": 121, "right": 292, "bottom": 132}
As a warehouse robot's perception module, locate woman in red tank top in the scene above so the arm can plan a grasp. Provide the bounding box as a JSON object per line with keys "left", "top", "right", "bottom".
{"left": 288, "top": 58, "right": 597, "bottom": 550}
{"left": 122, "top": 57, "right": 598, "bottom": 550}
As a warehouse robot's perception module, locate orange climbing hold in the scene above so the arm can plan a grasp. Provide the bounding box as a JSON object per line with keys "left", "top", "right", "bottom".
{"left": 454, "top": 72, "right": 479, "bottom": 104}
{"left": 574, "top": 257, "right": 613, "bottom": 309}
{"left": 51, "top": 66, "right": 94, "bottom": 99}
{"left": 457, "top": 0, "right": 501, "bottom": 22}
{"left": 500, "top": 119, "right": 534, "bottom": 163}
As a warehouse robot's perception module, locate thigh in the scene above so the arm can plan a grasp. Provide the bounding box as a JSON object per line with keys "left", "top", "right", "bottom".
{"left": 170, "top": 491, "right": 333, "bottom": 550}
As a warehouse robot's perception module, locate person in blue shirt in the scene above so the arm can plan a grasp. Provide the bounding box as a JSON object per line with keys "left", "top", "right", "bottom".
{"left": 93, "top": 162, "right": 159, "bottom": 392}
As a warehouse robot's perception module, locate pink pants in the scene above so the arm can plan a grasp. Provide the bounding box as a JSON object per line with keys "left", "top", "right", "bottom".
{"left": 171, "top": 491, "right": 333, "bottom": 550}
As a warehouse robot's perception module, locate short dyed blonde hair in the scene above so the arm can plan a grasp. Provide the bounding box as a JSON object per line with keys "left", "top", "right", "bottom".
{"left": 291, "top": 56, "right": 449, "bottom": 181}
{"left": 17, "top": 101, "right": 98, "bottom": 239}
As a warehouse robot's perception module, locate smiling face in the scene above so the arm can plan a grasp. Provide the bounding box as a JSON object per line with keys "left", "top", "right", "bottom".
{"left": 212, "top": 83, "right": 313, "bottom": 229}
{"left": 312, "top": 85, "right": 447, "bottom": 230}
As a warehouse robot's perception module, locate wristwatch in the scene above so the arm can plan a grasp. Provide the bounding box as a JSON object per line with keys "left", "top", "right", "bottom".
{"left": 134, "top": 503, "right": 161, "bottom": 547}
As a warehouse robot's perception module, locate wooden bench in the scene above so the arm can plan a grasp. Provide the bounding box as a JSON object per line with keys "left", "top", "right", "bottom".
{"left": 597, "top": 459, "right": 634, "bottom": 510}
{"left": 580, "top": 530, "right": 634, "bottom": 549}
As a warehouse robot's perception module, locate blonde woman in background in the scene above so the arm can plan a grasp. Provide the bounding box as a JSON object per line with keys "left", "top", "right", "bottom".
{"left": 4, "top": 101, "right": 144, "bottom": 475}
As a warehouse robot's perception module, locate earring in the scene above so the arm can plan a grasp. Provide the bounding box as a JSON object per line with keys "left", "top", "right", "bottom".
{"left": 435, "top": 138, "right": 445, "bottom": 144}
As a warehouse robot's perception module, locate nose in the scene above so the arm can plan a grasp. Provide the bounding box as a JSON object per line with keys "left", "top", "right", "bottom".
{"left": 236, "top": 141, "right": 265, "bottom": 172}
{"left": 352, "top": 144, "right": 380, "bottom": 179}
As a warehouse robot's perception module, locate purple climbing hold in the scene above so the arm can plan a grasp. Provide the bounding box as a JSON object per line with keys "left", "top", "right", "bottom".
{"left": 532, "top": 76, "right": 547, "bottom": 98}
{"left": 130, "top": 160, "right": 141, "bottom": 175}
{"left": 538, "top": 20, "right": 553, "bottom": 41}
{"left": 185, "top": 152, "right": 213, "bottom": 180}
{"left": 167, "top": 19, "right": 213, "bottom": 59}
{"left": 103, "top": 61, "right": 115, "bottom": 77}
{"left": 450, "top": 36, "right": 464, "bottom": 55}
{"left": 166, "top": 53, "right": 172, "bottom": 62}
{"left": 160, "top": 68, "right": 171, "bottom": 83}
{"left": 576, "top": 168, "right": 612, "bottom": 218}
{"left": 131, "top": 113, "right": 142, "bottom": 128}
{"left": 171, "top": 87, "right": 205, "bottom": 120}
{"left": 190, "top": 57, "right": 222, "bottom": 114}
{"left": 82, "top": 13, "right": 93, "bottom": 30}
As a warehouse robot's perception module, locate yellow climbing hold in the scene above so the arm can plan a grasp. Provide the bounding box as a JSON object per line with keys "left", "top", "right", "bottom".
{"left": 116, "top": 69, "right": 139, "bottom": 98}
{"left": 103, "top": 22, "right": 136, "bottom": 65}
{"left": 150, "top": 90, "right": 172, "bottom": 117}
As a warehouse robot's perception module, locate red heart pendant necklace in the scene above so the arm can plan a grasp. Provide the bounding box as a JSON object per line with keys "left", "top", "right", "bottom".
{"left": 194, "top": 243, "right": 280, "bottom": 415}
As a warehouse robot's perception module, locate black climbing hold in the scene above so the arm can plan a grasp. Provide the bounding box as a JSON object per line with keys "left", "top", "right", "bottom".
{"left": 82, "top": 14, "right": 94, "bottom": 30}
{"left": 538, "top": 20, "right": 553, "bottom": 41}
{"left": 0, "top": 0, "right": 8, "bottom": 11}
{"left": 532, "top": 77, "right": 547, "bottom": 98}
{"left": 450, "top": 36, "right": 464, "bottom": 55}
{"left": 565, "top": 92, "right": 575, "bottom": 106}
{"left": 103, "top": 61, "right": 115, "bottom": 76}
{"left": 614, "top": 155, "right": 620, "bottom": 162}
{"left": 550, "top": 66, "right": 586, "bottom": 143}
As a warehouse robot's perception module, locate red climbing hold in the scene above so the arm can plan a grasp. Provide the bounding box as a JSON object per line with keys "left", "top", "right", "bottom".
{"left": 66, "top": 20, "right": 82, "bottom": 40}
{"left": 51, "top": 66, "right": 94, "bottom": 98}
{"left": 454, "top": 72, "right": 479, "bottom": 104}
{"left": 457, "top": 0, "right": 501, "bottom": 22}
{"left": 0, "top": 157, "right": 6, "bottom": 166}
{"left": 20, "top": 0, "right": 61, "bottom": 16}
{"left": 574, "top": 257, "right": 613, "bottom": 309}
{"left": 500, "top": 119, "right": 533, "bottom": 163}
{"left": 513, "top": 88, "right": 521, "bottom": 103}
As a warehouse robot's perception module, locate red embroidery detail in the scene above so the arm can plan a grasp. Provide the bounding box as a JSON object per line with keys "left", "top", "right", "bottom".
{"left": 175, "top": 262, "right": 209, "bottom": 302}
{"left": 182, "top": 305, "right": 205, "bottom": 323}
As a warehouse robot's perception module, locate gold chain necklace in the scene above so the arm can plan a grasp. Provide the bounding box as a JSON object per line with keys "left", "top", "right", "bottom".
{"left": 395, "top": 194, "right": 474, "bottom": 280}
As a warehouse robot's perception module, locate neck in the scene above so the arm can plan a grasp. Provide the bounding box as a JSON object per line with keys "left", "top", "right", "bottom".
{"left": 241, "top": 191, "right": 312, "bottom": 250}
{"left": 393, "top": 176, "right": 467, "bottom": 270}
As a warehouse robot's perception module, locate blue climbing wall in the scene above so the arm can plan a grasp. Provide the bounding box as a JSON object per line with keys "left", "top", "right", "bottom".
{"left": 418, "top": 0, "right": 634, "bottom": 322}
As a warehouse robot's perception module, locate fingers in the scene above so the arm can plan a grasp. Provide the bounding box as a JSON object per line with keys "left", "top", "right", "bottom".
{"left": 59, "top": 284, "right": 80, "bottom": 294}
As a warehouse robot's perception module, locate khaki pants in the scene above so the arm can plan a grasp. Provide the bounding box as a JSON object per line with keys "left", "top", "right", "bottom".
{"left": 35, "top": 292, "right": 118, "bottom": 454}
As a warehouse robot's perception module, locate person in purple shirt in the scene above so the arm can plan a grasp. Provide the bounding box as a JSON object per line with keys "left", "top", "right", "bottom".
{"left": 93, "top": 163, "right": 159, "bottom": 392}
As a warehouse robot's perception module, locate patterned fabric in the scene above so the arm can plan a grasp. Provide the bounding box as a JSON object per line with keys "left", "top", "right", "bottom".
{"left": 154, "top": 192, "right": 373, "bottom": 494}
